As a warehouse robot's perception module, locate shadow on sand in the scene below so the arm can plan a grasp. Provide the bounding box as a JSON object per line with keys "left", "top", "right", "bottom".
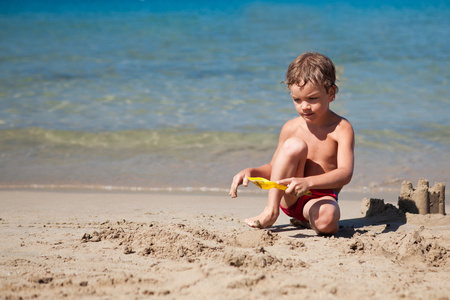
{"left": 334, "top": 211, "right": 407, "bottom": 238}
{"left": 268, "top": 201, "right": 407, "bottom": 239}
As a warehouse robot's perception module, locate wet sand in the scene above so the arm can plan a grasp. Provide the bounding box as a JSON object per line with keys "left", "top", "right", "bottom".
{"left": 1, "top": 190, "right": 449, "bottom": 299}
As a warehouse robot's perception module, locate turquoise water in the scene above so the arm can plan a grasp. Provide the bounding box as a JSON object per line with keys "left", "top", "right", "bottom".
{"left": 1, "top": 0, "right": 449, "bottom": 192}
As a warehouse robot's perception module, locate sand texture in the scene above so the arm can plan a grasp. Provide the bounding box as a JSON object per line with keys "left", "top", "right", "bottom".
{"left": 1, "top": 190, "right": 450, "bottom": 299}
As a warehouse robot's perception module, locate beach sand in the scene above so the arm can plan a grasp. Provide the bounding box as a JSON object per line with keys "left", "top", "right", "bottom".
{"left": 1, "top": 189, "right": 449, "bottom": 299}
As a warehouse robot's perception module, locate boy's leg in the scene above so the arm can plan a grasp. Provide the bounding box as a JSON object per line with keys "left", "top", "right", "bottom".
{"left": 303, "top": 197, "right": 340, "bottom": 235}
{"left": 245, "top": 137, "right": 307, "bottom": 229}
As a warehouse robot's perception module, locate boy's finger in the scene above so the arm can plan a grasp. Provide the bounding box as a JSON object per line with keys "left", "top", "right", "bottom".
{"left": 276, "top": 178, "right": 291, "bottom": 185}
{"left": 229, "top": 185, "right": 237, "bottom": 198}
{"left": 243, "top": 177, "right": 249, "bottom": 187}
{"left": 229, "top": 177, "right": 242, "bottom": 198}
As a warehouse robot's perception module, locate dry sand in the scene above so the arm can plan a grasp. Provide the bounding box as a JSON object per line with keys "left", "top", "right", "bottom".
{"left": 1, "top": 190, "right": 450, "bottom": 300}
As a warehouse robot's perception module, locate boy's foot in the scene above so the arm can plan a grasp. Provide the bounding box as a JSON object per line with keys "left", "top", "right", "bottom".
{"left": 244, "top": 212, "right": 278, "bottom": 229}
{"left": 290, "top": 218, "right": 311, "bottom": 229}
{"left": 244, "top": 219, "right": 263, "bottom": 229}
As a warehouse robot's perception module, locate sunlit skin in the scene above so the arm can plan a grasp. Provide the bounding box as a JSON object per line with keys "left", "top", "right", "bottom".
{"left": 229, "top": 81, "right": 354, "bottom": 235}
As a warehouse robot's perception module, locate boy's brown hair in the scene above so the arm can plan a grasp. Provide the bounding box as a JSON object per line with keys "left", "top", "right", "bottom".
{"left": 285, "top": 52, "right": 339, "bottom": 94}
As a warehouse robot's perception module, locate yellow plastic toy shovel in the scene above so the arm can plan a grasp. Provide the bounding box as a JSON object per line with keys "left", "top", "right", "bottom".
{"left": 247, "top": 177, "right": 312, "bottom": 195}
{"left": 247, "top": 177, "right": 288, "bottom": 190}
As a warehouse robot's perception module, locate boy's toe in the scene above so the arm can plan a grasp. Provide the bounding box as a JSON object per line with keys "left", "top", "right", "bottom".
{"left": 244, "top": 219, "right": 263, "bottom": 229}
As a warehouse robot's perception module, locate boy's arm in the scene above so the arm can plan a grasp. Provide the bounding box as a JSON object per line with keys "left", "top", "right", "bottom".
{"left": 229, "top": 164, "right": 272, "bottom": 198}
{"left": 279, "top": 120, "right": 354, "bottom": 194}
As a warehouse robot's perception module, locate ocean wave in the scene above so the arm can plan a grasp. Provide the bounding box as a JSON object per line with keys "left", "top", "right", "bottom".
{"left": 0, "top": 127, "right": 278, "bottom": 152}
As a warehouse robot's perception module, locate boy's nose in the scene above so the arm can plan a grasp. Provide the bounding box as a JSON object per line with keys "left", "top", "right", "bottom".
{"left": 301, "top": 103, "right": 311, "bottom": 111}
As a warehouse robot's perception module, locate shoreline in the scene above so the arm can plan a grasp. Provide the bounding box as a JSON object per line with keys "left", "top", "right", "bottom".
{"left": 1, "top": 182, "right": 445, "bottom": 196}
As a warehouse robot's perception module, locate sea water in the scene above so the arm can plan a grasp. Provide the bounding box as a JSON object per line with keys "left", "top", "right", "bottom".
{"left": 1, "top": 0, "right": 449, "bottom": 192}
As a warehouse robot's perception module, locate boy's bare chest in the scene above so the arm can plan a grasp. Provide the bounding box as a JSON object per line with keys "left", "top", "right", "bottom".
{"left": 294, "top": 128, "right": 338, "bottom": 166}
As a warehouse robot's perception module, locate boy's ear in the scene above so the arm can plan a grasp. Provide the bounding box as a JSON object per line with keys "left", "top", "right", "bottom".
{"left": 328, "top": 86, "right": 336, "bottom": 102}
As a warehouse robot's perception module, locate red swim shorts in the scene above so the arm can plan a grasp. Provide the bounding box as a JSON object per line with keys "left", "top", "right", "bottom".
{"left": 280, "top": 189, "right": 338, "bottom": 223}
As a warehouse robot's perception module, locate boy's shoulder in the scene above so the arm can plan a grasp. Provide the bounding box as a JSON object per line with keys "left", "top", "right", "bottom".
{"left": 324, "top": 111, "right": 353, "bottom": 131}
{"left": 334, "top": 114, "right": 354, "bottom": 132}
{"left": 281, "top": 116, "right": 304, "bottom": 132}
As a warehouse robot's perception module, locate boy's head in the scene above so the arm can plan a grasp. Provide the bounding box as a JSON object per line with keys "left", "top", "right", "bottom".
{"left": 285, "top": 52, "right": 338, "bottom": 95}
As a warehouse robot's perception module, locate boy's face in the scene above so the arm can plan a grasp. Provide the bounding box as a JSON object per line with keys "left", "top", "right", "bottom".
{"left": 289, "top": 82, "right": 335, "bottom": 122}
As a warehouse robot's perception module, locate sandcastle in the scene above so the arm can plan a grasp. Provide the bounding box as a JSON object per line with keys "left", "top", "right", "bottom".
{"left": 398, "top": 179, "right": 446, "bottom": 215}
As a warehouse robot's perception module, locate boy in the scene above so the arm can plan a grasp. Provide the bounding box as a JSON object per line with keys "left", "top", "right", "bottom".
{"left": 229, "top": 52, "right": 354, "bottom": 235}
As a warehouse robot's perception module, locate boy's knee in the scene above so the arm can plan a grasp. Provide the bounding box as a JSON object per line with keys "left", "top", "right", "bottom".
{"left": 281, "top": 137, "right": 308, "bottom": 158}
{"left": 315, "top": 218, "right": 339, "bottom": 235}
{"left": 313, "top": 204, "right": 340, "bottom": 235}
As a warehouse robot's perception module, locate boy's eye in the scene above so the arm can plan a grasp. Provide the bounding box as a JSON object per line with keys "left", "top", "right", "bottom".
{"left": 293, "top": 97, "right": 318, "bottom": 102}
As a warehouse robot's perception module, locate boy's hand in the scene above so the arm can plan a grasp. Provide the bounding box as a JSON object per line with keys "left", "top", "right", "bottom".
{"left": 277, "top": 178, "right": 310, "bottom": 197}
{"left": 229, "top": 171, "right": 250, "bottom": 198}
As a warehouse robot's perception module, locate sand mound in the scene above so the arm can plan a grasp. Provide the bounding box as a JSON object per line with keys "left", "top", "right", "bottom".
{"left": 82, "top": 221, "right": 224, "bottom": 260}
{"left": 233, "top": 229, "right": 279, "bottom": 248}
{"left": 360, "top": 197, "right": 405, "bottom": 220}
{"left": 359, "top": 197, "right": 450, "bottom": 226}
{"left": 80, "top": 220, "right": 304, "bottom": 271}
{"left": 347, "top": 227, "right": 449, "bottom": 267}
